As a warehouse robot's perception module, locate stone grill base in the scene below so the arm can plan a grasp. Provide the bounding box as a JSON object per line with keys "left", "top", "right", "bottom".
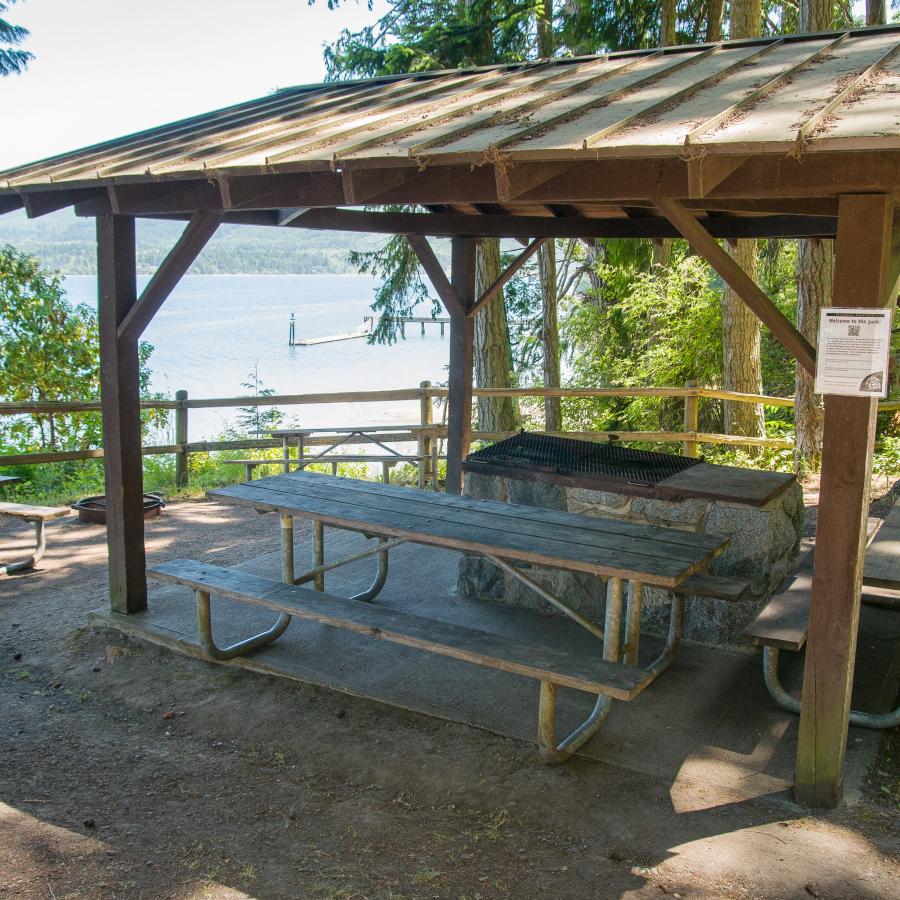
{"left": 458, "top": 471, "right": 804, "bottom": 648}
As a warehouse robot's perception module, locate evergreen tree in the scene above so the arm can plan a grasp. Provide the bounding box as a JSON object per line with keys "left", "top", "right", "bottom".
{"left": 0, "top": 1, "right": 32, "bottom": 76}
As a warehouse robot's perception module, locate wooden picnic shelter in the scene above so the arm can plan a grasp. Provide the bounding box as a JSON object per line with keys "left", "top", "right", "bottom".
{"left": 2, "top": 25, "right": 899, "bottom": 806}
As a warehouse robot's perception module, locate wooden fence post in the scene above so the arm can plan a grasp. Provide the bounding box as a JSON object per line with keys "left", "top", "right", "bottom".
{"left": 418, "top": 380, "right": 433, "bottom": 489}
{"left": 682, "top": 380, "right": 699, "bottom": 458}
{"left": 174, "top": 390, "right": 189, "bottom": 487}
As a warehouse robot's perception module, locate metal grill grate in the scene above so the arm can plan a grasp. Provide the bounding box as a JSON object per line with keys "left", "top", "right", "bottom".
{"left": 466, "top": 432, "right": 700, "bottom": 486}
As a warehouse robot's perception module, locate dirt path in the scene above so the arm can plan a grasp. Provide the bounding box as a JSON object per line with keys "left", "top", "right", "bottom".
{"left": 1, "top": 502, "right": 898, "bottom": 899}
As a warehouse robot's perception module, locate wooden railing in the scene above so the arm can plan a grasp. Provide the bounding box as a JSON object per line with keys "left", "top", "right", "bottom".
{"left": 3, "top": 382, "right": 897, "bottom": 480}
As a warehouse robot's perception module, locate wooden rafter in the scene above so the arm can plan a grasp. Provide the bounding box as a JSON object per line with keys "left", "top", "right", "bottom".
{"left": 117, "top": 211, "right": 223, "bottom": 342}
{"left": 467, "top": 238, "right": 547, "bottom": 318}
{"left": 655, "top": 198, "right": 816, "bottom": 373}
{"left": 406, "top": 234, "right": 463, "bottom": 317}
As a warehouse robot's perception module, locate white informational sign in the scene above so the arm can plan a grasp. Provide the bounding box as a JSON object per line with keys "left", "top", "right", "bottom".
{"left": 814, "top": 308, "right": 893, "bottom": 398}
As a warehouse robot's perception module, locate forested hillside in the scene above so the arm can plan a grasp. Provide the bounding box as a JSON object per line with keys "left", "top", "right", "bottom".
{"left": 0, "top": 209, "right": 382, "bottom": 275}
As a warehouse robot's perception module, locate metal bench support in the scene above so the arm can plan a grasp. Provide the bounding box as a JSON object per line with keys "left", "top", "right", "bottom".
{"left": 0, "top": 519, "right": 47, "bottom": 576}
{"left": 763, "top": 645, "right": 900, "bottom": 731}
{"left": 195, "top": 588, "right": 292, "bottom": 660}
{"left": 537, "top": 584, "right": 684, "bottom": 764}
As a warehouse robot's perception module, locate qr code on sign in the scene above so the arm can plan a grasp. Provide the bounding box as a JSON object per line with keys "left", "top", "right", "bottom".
{"left": 848, "top": 325, "right": 860, "bottom": 336}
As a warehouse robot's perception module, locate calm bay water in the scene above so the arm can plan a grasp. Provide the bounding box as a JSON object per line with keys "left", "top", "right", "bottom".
{"left": 64, "top": 274, "right": 449, "bottom": 440}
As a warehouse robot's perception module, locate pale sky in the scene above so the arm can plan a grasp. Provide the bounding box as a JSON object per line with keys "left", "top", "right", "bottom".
{"left": 0, "top": 0, "right": 388, "bottom": 170}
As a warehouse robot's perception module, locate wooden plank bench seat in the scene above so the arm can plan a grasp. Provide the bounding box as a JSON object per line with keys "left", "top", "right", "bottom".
{"left": 741, "top": 512, "right": 900, "bottom": 729}
{"left": 0, "top": 501, "right": 70, "bottom": 575}
{"left": 149, "top": 557, "right": 662, "bottom": 761}
{"left": 679, "top": 571, "right": 749, "bottom": 602}
{"left": 0, "top": 501, "right": 71, "bottom": 522}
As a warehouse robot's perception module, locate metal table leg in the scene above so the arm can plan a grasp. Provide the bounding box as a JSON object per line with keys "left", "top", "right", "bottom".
{"left": 0, "top": 520, "right": 47, "bottom": 575}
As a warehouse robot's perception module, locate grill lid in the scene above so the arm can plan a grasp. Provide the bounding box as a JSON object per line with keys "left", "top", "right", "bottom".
{"left": 465, "top": 431, "right": 700, "bottom": 486}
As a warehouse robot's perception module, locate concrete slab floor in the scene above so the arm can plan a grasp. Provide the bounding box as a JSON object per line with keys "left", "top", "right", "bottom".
{"left": 92, "top": 523, "right": 897, "bottom": 809}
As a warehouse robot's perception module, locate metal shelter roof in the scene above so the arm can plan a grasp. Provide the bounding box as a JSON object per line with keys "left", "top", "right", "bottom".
{"left": 2, "top": 26, "right": 899, "bottom": 233}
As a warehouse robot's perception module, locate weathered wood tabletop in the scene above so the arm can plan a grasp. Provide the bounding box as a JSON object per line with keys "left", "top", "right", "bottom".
{"left": 210, "top": 471, "right": 729, "bottom": 588}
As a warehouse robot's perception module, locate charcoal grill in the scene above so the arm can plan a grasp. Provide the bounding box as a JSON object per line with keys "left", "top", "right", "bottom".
{"left": 464, "top": 431, "right": 700, "bottom": 492}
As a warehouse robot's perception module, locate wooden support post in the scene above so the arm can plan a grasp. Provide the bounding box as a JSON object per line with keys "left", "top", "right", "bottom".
{"left": 795, "top": 194, "right": 897, "bottom": 808}
{"left": 682, "top": 380, "right": 699, "bottom": 458}
{"left": 97, "top": 213, "right": 147, "bottom": 614}
{"left": 174, "top": 389, "right": 189, "bottom": 487}
{"left": 418, "top": 380, "right": 433, "bottom": 489}
{"left": 445, "top": 238, "right": 477, "bottom": 495}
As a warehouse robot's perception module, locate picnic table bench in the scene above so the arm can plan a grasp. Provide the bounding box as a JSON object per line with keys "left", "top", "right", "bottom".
{"left": 742, "top": 506, "right": 900, "bottom": 729}
{"left": 0, "top": 501, "right": 71, "bottom": 575}
{"left": 150, "top": 471, "right": 739, "bottom": 762}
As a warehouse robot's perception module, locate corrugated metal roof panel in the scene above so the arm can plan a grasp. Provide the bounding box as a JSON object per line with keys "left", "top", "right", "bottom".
{"left": 2, "top": 27, "right": 899, "bottom": 192}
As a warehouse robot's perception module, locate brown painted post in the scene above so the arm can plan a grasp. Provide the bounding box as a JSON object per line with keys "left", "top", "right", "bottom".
{"left": 418, "top": 380, "right": 433, "bottom": 489}
{"left": 97, "top": 213, "right": 147, "bottom": 614}
{"left": 445, "top": 238, "right": 477, "bottom": 495}
{"left": 174, "top": 389, "right": 189, "bottom": 487}
{"left": 795, "top": 194, "right": 897, "bottom": 807}
{"left": 682, "top": 380, "right": 699, "bottom": 458}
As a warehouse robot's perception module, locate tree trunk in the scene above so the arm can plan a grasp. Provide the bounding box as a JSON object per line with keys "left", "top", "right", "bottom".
{"left": 660, "top": 0, "right": 676, "bottom": 46}
{"left": 730, "top": 0, "right": 762, "bottom": 37}
{"left": 537, "top": 0, "right": 554, "bottom": 57}
{"left": 538, "top": 241, "right": 562, "bottom": 431}
{"left": 474, "top": 239, "right": 519, "bottom": 432}
{"left": 706, "top": 0, "right": 725, "bottom": 41}
{"left": 723, "top": 239, "right": 766, "bottom": 437}
{"left": 794, "top": 240, "right": 833, "bottom": 470}
{"left": 866, "top": 0, "right": 886, "bottom": 25}
{"left": 800, "top": 0, "right": 831, "bottom": 31}
{"left": 794, "top": 0, "right": 834, "bottom": 471}
{"left": 720, "top": 1, "right": 764, "bottom": 441}
{"left": 654, "top": 1, "right": 676, "bottom": 266}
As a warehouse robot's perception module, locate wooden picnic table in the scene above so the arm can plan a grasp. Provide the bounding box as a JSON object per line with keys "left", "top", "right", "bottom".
{"left": 158, "top": 471, "right": 734, "bottom": 761}
{"left": 210, "top": 470, "right": 728, "bottom": 589}
{"left": 0, "top": 475, "right": 21, "bottom": 488}
{"left": 268, "top": 425, "right": 438, "bottom": 487}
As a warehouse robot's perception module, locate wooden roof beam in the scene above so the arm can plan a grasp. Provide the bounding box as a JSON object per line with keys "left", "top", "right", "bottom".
{"left": 288, "top": 206, "right": 836, "bottom": 240}
{"left": 20, "top": 187, "right": 105, "bottom": 218}
{"left": 218, "top": 172, "right": 346, "bottom": 210}
{"left": 0, "top": 195, "right": 24, "bottom": 214}
{"left": 109, "top": 180, "right": 223, "bottom": 215}
{"left": 117, "top": 211, "right": 223, "bottom": 342}
{"left": 687, "top": 155, "right": 749, "bottom": 198}
{"left": 656, "top": 198, "right": 816, "bottom": 373}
